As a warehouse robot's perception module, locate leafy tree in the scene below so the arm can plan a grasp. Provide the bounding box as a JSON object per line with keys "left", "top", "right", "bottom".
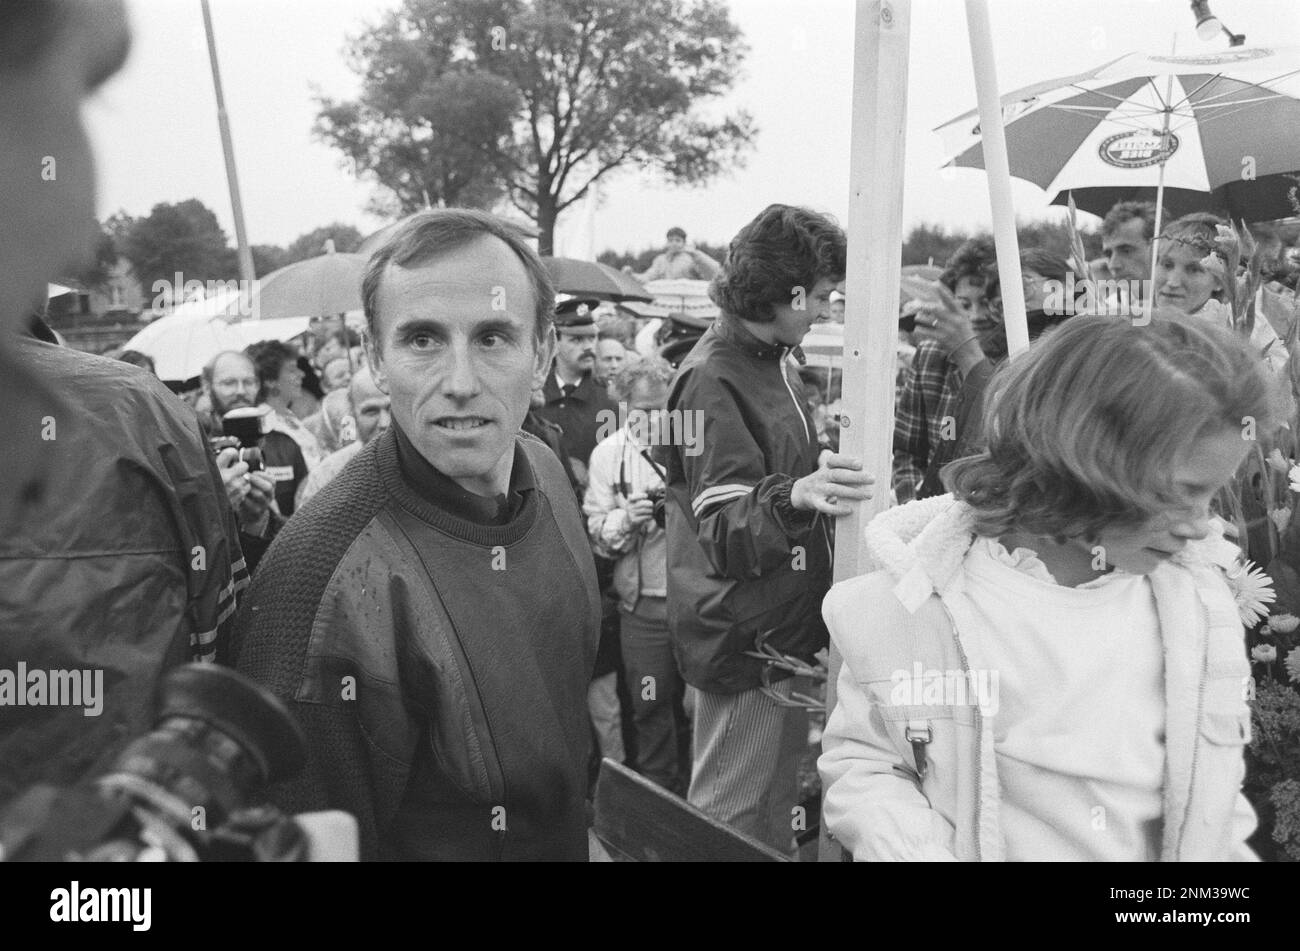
{"left": 318, "top": 0, "right": 757, "bottom": 254}
{"left": 57, "top": 228, "right": 120, "bottom": 292}
{"left": 252, "top": 244, "right": 291, "bottom": 277}
{"left": 121, "top": 199, "right": 238, "bottom": 293}
{"left": 284, "top": 223, "right": 363, "bottom": 264}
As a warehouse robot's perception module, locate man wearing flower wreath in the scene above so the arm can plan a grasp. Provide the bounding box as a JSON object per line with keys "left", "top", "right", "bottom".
{"left": 821, "top": 315, "right": 1268, "bottom": 861}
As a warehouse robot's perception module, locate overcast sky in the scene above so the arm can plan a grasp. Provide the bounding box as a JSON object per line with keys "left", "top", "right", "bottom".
{"left": 84, "top": 0, "right": 1300, "bottom": 256}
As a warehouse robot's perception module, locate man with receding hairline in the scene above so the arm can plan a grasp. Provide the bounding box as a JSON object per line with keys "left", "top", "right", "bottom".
{"left": 232, "top": 209, "right": 601, "bottom": 861}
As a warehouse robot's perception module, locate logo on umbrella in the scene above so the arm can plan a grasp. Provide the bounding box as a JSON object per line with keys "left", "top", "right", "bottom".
{"left": 1098, "top": 130, "right": 1180, "bottom": 169}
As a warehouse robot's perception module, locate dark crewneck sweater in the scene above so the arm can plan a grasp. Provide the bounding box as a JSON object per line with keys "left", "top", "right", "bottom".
{"left": 231, "top": 426, "right": 601, "bottom": 861}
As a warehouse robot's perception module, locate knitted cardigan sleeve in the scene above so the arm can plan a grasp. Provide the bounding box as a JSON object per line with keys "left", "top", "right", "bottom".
{"left": 227, "top": 440, "right": 396, "bottom": 858}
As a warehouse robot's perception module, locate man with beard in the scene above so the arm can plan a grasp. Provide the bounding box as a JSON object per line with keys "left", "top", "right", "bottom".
{"left": 202, "top": 349, "right": 312, "bottom": 519}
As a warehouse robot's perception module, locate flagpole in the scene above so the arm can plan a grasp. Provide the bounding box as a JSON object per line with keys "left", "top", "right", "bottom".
{"left": 201, "top": 0, "right": 256, "bottom": 300}
{"left": 821, "top": 0, "right": 911, "bottom": 862}
{"left": 965, "top": 0, "right": 1028, "bottom": 356}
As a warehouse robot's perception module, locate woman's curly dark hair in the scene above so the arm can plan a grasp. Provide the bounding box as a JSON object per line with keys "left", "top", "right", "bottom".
{"left": 245, "top": 340, "right": 299, "bottom": 390}
{"left": 709, "top": 205, "right": 846, "bottom": 323}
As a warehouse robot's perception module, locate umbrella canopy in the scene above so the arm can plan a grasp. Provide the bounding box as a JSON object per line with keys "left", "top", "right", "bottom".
{"left": 1047, "top": 171, "right": 1300, "bottom": 222}
{"left": 542, "top": 257, "right": 653, "bottom": 302}
{"left": 643, "top": 278, "right": 719, "bottom": 319}
{"left": 168, "top": 285, "right": 251, "bottom": 320}
{"left": 233, "top": 316, "right": 314, "bottom": 348}
{"left": 123, "top": 310, "right": 247, "bottom": 383}
{"left": 938, "top": 45, "right": 1300, "bottom": 223}
{"left": 256, "top": 252, "right": 367, "bottom": 319}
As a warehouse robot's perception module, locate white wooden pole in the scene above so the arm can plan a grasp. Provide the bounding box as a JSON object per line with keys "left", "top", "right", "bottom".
{"left": 964, "top": 0, "right": 1028, "bottom": 356}
{"left": 819, "top": 0, "right": 911, "bottom": 863}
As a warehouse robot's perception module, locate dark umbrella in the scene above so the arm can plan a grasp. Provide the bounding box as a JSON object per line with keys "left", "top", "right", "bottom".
{"left": 1051, "top": 172, "right": 1300, "bottom": 224}
{"left": 542, "top": 257, "right": 653, "bottom": 302}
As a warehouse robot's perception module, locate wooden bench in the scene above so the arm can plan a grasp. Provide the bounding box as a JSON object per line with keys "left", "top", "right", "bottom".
{"left": 592, "top": 758, "right": 790, "bottom": 862}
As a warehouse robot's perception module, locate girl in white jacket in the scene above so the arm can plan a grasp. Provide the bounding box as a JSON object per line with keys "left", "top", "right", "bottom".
{"left": 820, "top": 314, "right": 1268, "bottom": 861}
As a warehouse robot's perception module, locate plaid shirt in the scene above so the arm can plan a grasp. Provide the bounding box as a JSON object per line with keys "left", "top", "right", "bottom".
{"left": 892, "top": 339, "right": 963, "bottom": 504}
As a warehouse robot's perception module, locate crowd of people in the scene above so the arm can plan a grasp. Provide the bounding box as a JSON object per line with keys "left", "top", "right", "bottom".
{"left": 5, "top": 0, "right": 1300, "bottom": 864}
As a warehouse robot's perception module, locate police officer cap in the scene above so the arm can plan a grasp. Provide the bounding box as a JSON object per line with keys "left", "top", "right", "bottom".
{"left": 554, "top": 298, "right": 601, "bottom": 327}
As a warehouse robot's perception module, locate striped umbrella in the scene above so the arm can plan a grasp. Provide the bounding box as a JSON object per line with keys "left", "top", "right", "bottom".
{"left": 937, "top": 45, "right": 1300, "bottom": 224}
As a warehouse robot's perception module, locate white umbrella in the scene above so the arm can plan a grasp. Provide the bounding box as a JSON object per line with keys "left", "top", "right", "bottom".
{"left": 940, "top": 43, "right": 1300, "bottom": 324}
{"left": 233, "top": 316, "right": 313, "bottom": 347}
{"left": 938, "top": 45, "right": 1300, "bottom": 227}
{"left": 123, "top": 310, "right": 246, "bottom": 382}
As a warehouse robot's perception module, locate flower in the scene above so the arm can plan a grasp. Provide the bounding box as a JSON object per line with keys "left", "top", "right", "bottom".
{"left": 1290, "top": 464, "right": 1300, "bottom": 494}
{"left": 1268, "top": 448, "right": 1293, "bottom": 475}
{"left": 1286, "top": 647, "right": 1300, "bottom": 685}
{"left": 1271, "top": 507, "right": 1294, "bottom": 533}
{"left": 1200, "top": 252, "right": 1229, "bottom": 285}
{"left": 1269, "top": 613, "right": 1300, "bottom": 634}
{"left": 1225, "top": 560, "right": 1277, "bottom": 627}
{"left": 1252, "top": 644, "right": 1278, "bottom": 663}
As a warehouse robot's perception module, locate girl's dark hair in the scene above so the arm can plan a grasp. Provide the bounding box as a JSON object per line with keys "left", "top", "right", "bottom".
{"left": 298, "top": 357, "right": 324, "bottom": 401}
{"left": 709, "top": 205, "right": 846, "bottom": 323}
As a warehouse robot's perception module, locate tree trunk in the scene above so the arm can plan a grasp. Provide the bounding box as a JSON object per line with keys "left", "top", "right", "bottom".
{"left": 536, "top": 195, "right": 558, "bottom": 257}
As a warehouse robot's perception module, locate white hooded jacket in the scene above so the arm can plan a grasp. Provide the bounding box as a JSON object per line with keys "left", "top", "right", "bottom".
{"left": 818, "top": 494, "right": 1259, "bottom": 862}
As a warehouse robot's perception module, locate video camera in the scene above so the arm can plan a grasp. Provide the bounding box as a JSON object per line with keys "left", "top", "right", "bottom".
{"left": 0, "top": 664, "right": 309, "bottom": 862}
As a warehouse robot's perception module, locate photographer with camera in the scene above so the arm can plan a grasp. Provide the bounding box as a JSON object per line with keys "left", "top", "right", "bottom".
{"left": 584, "top": 357, "right": 684, "bottom": 793}
{"left": 198, "top": 351, "right": 288, "bottom": 573}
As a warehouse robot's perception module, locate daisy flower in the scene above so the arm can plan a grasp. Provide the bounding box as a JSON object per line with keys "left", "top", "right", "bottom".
{"left": 1225, "top": 560, "right": 1276, "bottom": 628}
{"left": 1268, "top": 613, "right": 1300, "bottom": 634}
{"left": 1251, "top": 644, "right": 1277, "bottom": 664}
{"left": 1285, "top": 647, "right": 1300, "bottom": 685}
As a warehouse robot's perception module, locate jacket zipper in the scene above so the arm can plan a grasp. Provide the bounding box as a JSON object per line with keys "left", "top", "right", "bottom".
{"left": 780, "top": 349, "right": 812, "bottom": 443}
{"left": 938, "top": 597, "right": 983, "bottom": 863}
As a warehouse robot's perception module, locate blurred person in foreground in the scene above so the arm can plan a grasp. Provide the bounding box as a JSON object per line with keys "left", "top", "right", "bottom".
{"left": 663, "top": 204, "right": 873, "bottom": 854}
{"left": 822, "top": 315, "right": 1265, "bottom": 861}
{"left": 0, "top": 0, "right": 245, "bottom": 801}
{"left": 230, "top": 209, "right": 600, "bottom": 861}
